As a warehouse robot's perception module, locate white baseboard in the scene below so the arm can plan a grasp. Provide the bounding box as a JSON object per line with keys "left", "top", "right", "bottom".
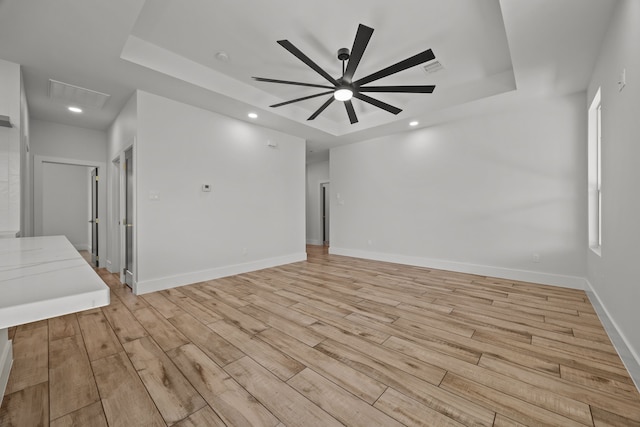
{"left": 0, "top": 329, "right": 13, "bottom": 406}
{"left": 105, "top": 259, "right": 114, "bottom": 273}
{"left": 135, "top": 252, "right": 308, "bottom": 295}
{"left": 306, "top": 239, "right": 323, "bottom": 245}
{"left": 74, "top": 244, "right": 90, "bottom": 251}
{"left": 328, "top": 247, "right": 586, "bottom": 290}
{"left": 584, "top": 280, "right": 640, "bottom": 392}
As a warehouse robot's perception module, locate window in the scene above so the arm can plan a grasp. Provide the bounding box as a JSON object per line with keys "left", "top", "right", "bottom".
{"left": 588, "top": 88, "right": 602, "bottom": 254}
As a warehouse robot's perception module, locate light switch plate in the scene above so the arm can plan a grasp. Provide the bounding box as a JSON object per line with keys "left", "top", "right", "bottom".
{"left": 619, "top": 68, "right": 626, "bottom": 92}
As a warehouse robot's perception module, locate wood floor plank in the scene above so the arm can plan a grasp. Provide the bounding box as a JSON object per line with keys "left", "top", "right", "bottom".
{"left": 110, "top": 284, "right": 149, "bottom": 312}
{"left": 238, "top": 304, "right": 325, "bottom": 347}
{"left": 359, "top": 300, "right": 477, "bottom": 337}
{"left": 173, "top": 406, "right": 226, "bottom": 427}
{"left": 132, "top": 306, "right": 190, "bottom": 351}
{"left": 92, "top": 351, "right": 166, "bottom": 427}
{"left": 242, "top": 295, "right": 317, "bottom": 325}
{"left": 384, "top": 335, "right": 593, "bottom": 425}
{"left": 77, "top": 311, "right": 122, "bottom": 361}
{"left": 168, "top": 312, "right": 244, "bottom": 366}
{"left": 123, "top": 337, "right": 207, "bottom": 424}
{"left": 440, "top": 373, "right": 587, "bottom": 427}
{"left": 308, "top": 322, "right": 447, "bottom": 385}
{"left": 315, "top": 338, "right": 495, "bottom": 427}
{"left": 50, "top": 401, "right": 108, "bottom": 427}
{"left": 141, "top": 291, "right": 185, "bottom": 317}
{"left": 49, "top": 334, "right": 100, "bottom": 420}
{"left": 293, "top": 304, "right": 390, "bottom": 344}
{"left": 492, "top": 413, "right": 529, "bottom": 427}
{"left": 162, "top": 288, "right": 222, "bottom": 324}
{"left": 287, "top": 367, "right": 404, "bottom": 427}
{"left": 591, "top": 406, "right": 640, "bottom": 427}
{"left": 200, "top": 297, "right": 268, "bottom": 334}
{"left": 225, "top": 356, "right": 344, "bottom": 427}
{"left": 48, "top": 314, "right": 81, "bottom": 341}
{"left": 472, "top": 328, "right": 630, "bottom": 379}
{"left": 478, "top": 354, "right": 640, "bottom": 421}
{"left": 208, "top": 319, "right": 305, "bottom": 381}
{"left": 373, "top": 387, "right": 466, "bottom": 427}
{"left": 101, "top": 300, "right": 149, "bottom": 344}
{"left": 168, "top": 343, "right": 280, "bottom": 427}
{"left": 560, "top": 364, "right": 640, "bottom": 399}
{"left": 349, "top": 313, "right": 482, "bottom": 364}
{"left": 0, "top": 381, "right": 49, "bottom": 427}
{"left": 257, "top": 327, "right": 387, "bottom": 404}
{"left": 4, "top": 323, "right": 48, "bottom": 394}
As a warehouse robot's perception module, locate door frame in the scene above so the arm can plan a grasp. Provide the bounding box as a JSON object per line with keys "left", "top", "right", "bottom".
{"left": 33, "top": 155, "right": 106, "bottom": 258}
{"left": 111, "top": 141, "right": 137, "bottom": 292}
{"left": 320, "top": 181, "right": 330, "bottom": 246}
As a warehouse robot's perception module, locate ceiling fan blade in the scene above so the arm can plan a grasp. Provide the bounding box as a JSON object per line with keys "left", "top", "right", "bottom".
{"left": 270, "top": 91, "right": 334, "bottom": 108}
{"left": 253, "top": 77, "right": 334, "bottom": 90}
{"left": 353, "top": 93, "right": 402, "bottom": 115}
{"left": 308, "top": 96, "right": 335, "bottom": 121}
{"left": 344, "top": 100, "right": 358, "bottom": 124}
{"left": 277, "top": 40, "right": 339, "bottom": 86}
{"left": 343, "top": 24, "right": 374, "bottom": 83}
{"left": 359, "top": 85, "right": 435, "bottom": 93}
{"left": 354, "top": 49, "right": 436, "bottom": 86}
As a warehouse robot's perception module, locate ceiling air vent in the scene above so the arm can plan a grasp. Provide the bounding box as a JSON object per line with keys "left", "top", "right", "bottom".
{"left": 422, "top": 60, "right": 444, "bottom": 75}
{"left": 48, "top": 79, "right": 111, "bottom": 109}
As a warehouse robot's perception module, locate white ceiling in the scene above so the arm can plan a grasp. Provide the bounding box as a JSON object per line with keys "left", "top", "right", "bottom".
{"left": 0, "top": 0, "right": 617, "bottom": 161}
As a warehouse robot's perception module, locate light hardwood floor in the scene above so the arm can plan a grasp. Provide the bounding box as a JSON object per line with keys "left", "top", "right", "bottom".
{"left": 2, "top": 245, "right": 639, "bottom": 426}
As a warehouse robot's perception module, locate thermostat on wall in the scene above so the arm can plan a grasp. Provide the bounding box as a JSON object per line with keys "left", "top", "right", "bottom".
{"left": 202, "top": 184, "right": 211, "bottom": 192}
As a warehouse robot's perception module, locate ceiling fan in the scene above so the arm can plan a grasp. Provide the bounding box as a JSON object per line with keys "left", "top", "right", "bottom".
{"left": 253, "top": 24, "right": 436, "bottom": 124}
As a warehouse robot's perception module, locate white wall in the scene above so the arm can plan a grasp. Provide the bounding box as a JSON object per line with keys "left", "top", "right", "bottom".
{"left": 330, "top": 93, "right": 587, "bottom": 288}
{"left": 0, "top": 59, "right": 21, "bottom": 235}
{"left": 134, "top": 91, "right": 306, "bottom": 293}
{"left": 587, "top": 0, "right": 640, "bottom": 369}
{"left": 306, "top": 160, "right": 329, "bottom": 245}
{"left": 31, "top": 119, "right": 107, "bottom": 162}
{"left": 41, "top": 162, "right": 89, "bottom": 249}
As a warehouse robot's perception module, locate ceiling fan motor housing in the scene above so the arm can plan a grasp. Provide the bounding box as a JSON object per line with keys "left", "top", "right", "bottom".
{"left": 337, "top": 48, "right": 350, "bottom": 61}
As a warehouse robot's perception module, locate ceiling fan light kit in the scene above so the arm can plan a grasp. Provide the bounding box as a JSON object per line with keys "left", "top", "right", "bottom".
{"left": 253, "top": 24, "right": 436, "bottom": 124}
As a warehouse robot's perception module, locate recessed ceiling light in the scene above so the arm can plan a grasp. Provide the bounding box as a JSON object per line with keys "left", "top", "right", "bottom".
{"left": 68, "top": 106, "right": 83, "bottom": 113}
{"left": 409, "top": 121, "right": 419, "bottom": 127}
{"left": 248, "top": 112, "right": 258, "bottom": 119}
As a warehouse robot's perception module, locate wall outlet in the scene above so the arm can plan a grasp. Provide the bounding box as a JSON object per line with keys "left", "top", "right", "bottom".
{"left": 532, "top": 253, "right": 541, "bottom": 263}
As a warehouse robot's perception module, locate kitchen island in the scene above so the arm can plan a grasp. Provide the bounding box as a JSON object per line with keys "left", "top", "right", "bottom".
{"left": 0, "top": 235, "right": 110, "bottom": 403}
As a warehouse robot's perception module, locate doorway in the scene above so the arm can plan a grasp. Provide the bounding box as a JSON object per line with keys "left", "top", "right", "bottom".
{"left": 123, "top": 147, "right": 134, "bottom": 288}
{"left": 90, "top": 167, "right": 99, "bottom": 266}
{"left": 321, "top": 182, "right": 330, "bottom": 246}
{"left": 33, "top": 156, "right": 106, "bottom": 267}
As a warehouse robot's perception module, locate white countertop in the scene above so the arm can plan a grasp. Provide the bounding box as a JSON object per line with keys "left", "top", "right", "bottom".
{"left": 0, "top": 236, "right": 110, "bottom": 329}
